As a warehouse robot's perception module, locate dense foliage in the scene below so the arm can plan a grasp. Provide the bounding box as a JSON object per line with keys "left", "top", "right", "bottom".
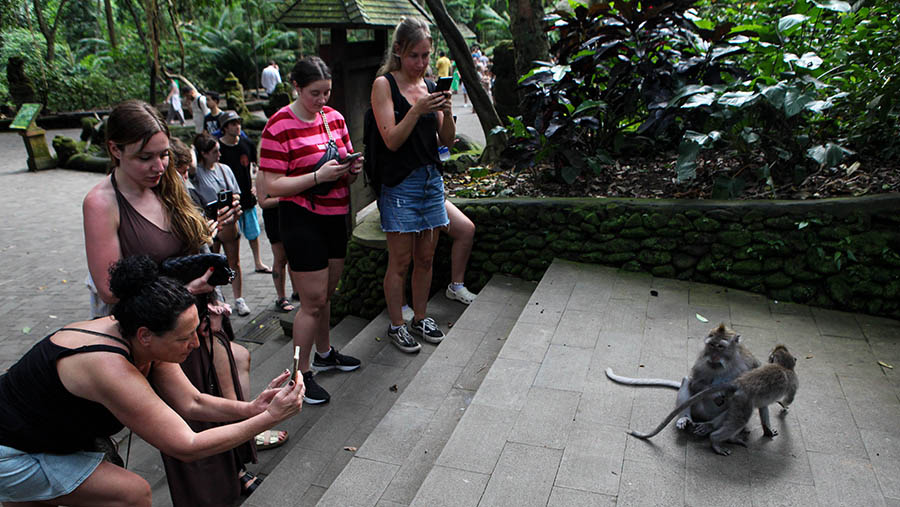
{"left": 499, "top": 0, "right": 899, "bottom": 198}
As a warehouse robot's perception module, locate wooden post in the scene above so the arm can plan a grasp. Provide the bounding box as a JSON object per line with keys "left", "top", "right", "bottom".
{"left": 10, "top": 104, "right": 56, "bottom": 171}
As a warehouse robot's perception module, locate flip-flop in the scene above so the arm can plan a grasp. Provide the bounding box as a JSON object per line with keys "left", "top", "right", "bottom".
{"left": 239, "top": 470, "right": 263, "bottom": 496}
{"left": 255, "top": 267, "right": 273, "bottom": 274}
{"left": 275, "top": 297, "right": 294, "bottom": 312}
{"left": 255, "top": 429, "right": 288, "bottom": 450}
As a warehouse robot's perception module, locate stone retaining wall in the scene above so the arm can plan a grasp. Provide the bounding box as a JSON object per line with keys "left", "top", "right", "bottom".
{"left": 334, "top": 195, "right": 900, "bottom": 321}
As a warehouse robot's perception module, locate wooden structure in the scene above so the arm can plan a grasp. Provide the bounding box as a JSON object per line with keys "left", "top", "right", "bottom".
{"left": 271, "top": 0, "right": 435, "bottom": 219}
{"left": 10, "top": 104, "right": 56, "bottom": 172}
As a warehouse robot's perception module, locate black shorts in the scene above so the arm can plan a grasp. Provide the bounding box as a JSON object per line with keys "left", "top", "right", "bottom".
{"left": 278, "top": 201, "right": 348, "bottom": 272}
{"left": 262, "top": 207, "right": 280, "bottom": 244}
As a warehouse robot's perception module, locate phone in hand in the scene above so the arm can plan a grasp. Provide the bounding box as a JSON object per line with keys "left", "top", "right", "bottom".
{"left": 204, "top": 190, "right": 234, "bottom": 220}
{"left": 217, "top": 190, "right": 233, "bottom": 208}
{"left": 339, "top": 152, "right": 362, "bottom": 164}
{"left": 291, "top": 346, "right": 300, "bottom": 383}
{"left": 434, "top": 76, "right": 453, "bottom": 93}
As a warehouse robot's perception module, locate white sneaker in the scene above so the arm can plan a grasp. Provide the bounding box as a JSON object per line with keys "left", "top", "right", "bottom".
{"left": 446, "top": 284, "right": 477, "bottom": 305}
{"left": 235, "top": 298, "right": 251, "bottom": 316}
{"left": 401, "top": 305, "right": 414, "bottom": 323}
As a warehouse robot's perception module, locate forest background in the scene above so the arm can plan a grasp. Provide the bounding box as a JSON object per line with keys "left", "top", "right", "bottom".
{"left": 0, "top": 0, "right": 897, "bottom": 200}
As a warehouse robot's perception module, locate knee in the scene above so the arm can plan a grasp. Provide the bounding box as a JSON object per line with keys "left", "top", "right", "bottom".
{"left": 231, "top": 343, "right": 251, "bottom": 373}
{"left": 413, "top": 252, "right": 435, "bottom": 271}
{"left": 301, "top": 297, "right": 327, "bottom": 318}
{"left": 120, "top": 476, "right": 152, "bottom": 507}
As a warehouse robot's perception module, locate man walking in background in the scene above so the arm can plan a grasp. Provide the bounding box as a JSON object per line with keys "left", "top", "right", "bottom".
{"left": 436, "top": 51, "right": 452, "bottom": 78}
{"left": 261, "top": 61, "right": 282, "bottom": 96}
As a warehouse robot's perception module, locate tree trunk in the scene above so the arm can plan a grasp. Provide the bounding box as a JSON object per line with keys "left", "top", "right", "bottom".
{"left": 166, "top": 0, "right": 185, "bottom": 75}
{"left": 245, "top": 0, "right": 260, "bottom": 97}
{"left": 422, "top": 0, "right": 507, "bottom": 162}
{"left": 32, "top": 0, "right": 71, "bottom": 63}
{"left": 145, "top": 0, "right": 162, "bottom": 105}
{"left": 103, "top": 0, "right": 117, "bottom": 50}
{"left": 507, "top": 0, "right": 550, "bottom": 122}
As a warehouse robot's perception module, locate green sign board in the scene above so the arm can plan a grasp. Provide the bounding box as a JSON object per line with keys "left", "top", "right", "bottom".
{"left": 10, "top": 103, "right": 42, "bottom": 130}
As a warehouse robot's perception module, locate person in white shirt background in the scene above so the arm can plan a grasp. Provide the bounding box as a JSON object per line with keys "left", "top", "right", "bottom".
{"left": 261, "top": 61, "right": 282, "bottom": 96}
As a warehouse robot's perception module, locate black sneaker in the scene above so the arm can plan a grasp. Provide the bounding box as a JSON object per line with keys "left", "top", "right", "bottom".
{"left": 302, "top": 370, "right": 330, "bottom": 404}
{"left": 409, "top": 317, "right": 445, "bottom": 344}
{"left": 388, "top": 325, "right": 421, "bottom": 353}
{"left": 312, "top": 347, "right": 361, "bottom": 373}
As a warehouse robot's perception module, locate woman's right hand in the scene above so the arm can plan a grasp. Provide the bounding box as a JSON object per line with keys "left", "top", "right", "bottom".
{"left": 315, "top": 158, "right": 351, "bottom": 183}
{"left": 185, "top": 267, "right": 215, "bottom": 295}
{"left": 411, "top": 92, "right": 449, "bottom": 117}
{"left": 264, "top": 370, "right": 305, "bottom": 422}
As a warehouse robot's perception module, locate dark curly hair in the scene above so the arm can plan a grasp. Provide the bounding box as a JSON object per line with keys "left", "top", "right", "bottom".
{"left": 110, "top": 255, "right": 196, "bottom": 338}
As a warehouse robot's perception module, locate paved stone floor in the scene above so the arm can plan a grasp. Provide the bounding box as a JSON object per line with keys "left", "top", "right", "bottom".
{"left": 411, "top": 260, "right": 900, "bottom": 507}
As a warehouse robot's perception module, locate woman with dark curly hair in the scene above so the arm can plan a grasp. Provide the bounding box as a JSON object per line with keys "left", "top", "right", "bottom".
{"left": 0, "top": 255, "right": 303, "bottom": 506}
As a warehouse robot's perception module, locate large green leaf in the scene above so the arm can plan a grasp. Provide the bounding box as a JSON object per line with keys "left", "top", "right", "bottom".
{"left": 784, "top": 88, "right": 815, "bottom": 117}
{"left": 561, "top": 166, "right": 581, "bottom": 184}
{"left": 761, "top": 82, "right": 788, "bottom": 109}
{"left": 777, "top": 14, "right": 808, "bottom": 38}
{"left": 682, "top": 92, "right": 717, "bottom": 108}
{"left": 811, "top": 0, "right": 852, "bottom": 12}
{"left": 718, "top": 91, "right": 759, "bottom": 108}
{"left": 806, "top": 143, "right": 847, "bottom": 168}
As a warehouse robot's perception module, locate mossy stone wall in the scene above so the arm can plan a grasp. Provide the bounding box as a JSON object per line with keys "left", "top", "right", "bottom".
{"left": 332, "top": 195, "right": 900, "bottom": 322}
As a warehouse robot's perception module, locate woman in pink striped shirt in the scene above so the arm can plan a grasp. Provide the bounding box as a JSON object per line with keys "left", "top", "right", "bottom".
{"left": 257, "top": 57, "right": 363, "bottom": 405}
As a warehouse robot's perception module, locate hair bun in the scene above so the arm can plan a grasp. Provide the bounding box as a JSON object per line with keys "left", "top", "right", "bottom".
{"left": 109, "top": 255, "right": 160, "bottom": 301}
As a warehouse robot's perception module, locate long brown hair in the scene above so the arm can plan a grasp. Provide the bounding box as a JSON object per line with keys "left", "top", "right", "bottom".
{"left": 106, "top": 100, "right": 211, "bottom": 252}
{"left": 377, "top": 17, "right": 432, "bottom": 77}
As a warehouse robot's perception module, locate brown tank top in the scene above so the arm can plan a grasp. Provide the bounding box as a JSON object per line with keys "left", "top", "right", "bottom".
{"left": 111, "top": 171, "right": 187, "bottom": 263}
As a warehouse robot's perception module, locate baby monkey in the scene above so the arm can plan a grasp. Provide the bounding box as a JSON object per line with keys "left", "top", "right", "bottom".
{"left": 628, "top": 345, "right": 798, "bottom": 456}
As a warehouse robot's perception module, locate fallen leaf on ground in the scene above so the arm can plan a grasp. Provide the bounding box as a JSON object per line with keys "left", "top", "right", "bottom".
{"left": 389, "top": 384, "right": 398, "bottom": 392}
{"left": 376, "top": 336, "right": 382, "bottom": 342}
{"left": 696, "top": 313, "right": 709, "bottom": 322}
{"left": 343, "top": 446, "right": 357, "bottom": 452}
{"left": 878, "top": 361, "right": 894, "bottom": 369}
{"left": 22, "top": 327, "right": 31, "bottom": 334}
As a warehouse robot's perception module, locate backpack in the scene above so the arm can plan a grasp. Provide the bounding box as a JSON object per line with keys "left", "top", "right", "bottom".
{"left": 362, "top": 107, "right": 385, "bottom": 197}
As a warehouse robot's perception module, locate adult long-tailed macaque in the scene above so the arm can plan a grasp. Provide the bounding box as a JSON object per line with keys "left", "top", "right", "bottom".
{"left": 606, "top": 323, "right": 760, "bottom": 435}
{"left": 628, "top": 345, "right": 799, "bottom": 456}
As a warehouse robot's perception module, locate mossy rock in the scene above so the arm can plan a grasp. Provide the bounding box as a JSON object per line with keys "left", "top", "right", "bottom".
{"left": 693, "top": 216, "right": 721, "bottom": 232}
{"left": 80, "top": 117, "right": 100, "bottom": 142}
{"left": 638, "top": 250, "right": 671, "bottom": 265}
{"left": 263, "top": 82, "right": 292, "bottom": 118}
{"left": 651, "top": 265, "right": 676, "bottom": 278}
{"left": 52, "top": 136, "right": 80, "bottom": 166}
{"left": 764, "top": 272, "right": 792, "bottom": 289}
{"left": 718, "top": 230, "right": 752, "bottom": 247}
{"left": 66, "top": 153, "right": 109, "bottom": 173}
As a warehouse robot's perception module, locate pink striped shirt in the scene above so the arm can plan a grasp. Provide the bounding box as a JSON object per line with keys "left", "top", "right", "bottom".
{"left": 259, "top": 105, "right": 353, "bottom": 215}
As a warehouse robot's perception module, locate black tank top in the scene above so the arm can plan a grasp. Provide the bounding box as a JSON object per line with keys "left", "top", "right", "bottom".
{"left": 0, "top": 328, "right": 133, "bottom": 453}
{"left": 381, "top": 73, "right": 441, "bottom": 187}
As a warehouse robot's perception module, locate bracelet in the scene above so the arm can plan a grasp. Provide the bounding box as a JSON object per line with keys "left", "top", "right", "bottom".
{"left": 314, "top": 171, "right": 318, "bottom": 185}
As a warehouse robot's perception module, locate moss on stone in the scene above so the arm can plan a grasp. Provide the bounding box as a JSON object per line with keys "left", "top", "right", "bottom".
{"left": 718, "top": 230, "right": 752, "bottom": 247}
{"left": 764, "top": 272, "right": 792, "bottom": 289}
{"left": 638, "top": 250, "right": 672, "bottom": 265}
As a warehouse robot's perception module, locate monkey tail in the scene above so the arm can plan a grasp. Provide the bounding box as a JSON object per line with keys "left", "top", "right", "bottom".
{"left": 605, "top": 368, "right": 681, "bottom": 389}
{"left": 627, "top": 384, "right": 737, "bottom": 439}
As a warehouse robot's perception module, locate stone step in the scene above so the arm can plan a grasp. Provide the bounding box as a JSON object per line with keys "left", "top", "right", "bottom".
{"left": 314, "top": 275, "right": 537, "bottom": 506}
{"left": 241, "top": 287, "right": 475, "bottom": 506}
{"left": 131, "top": 313, "right": 367, "bottom": 507}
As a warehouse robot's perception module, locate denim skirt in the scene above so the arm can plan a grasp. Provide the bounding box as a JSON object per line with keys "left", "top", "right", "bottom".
{"left": 0, "top": 444, "right": 104, "bottom": 502}
{"left": 379, "top": 165, "right": 449, "bottom": 233}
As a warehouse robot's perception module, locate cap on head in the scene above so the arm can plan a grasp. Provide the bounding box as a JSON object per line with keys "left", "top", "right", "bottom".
{"left": 221, "top": 110, "right": 242, "bottom": 126}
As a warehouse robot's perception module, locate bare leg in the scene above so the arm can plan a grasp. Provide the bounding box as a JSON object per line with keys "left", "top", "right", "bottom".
{"left": 445, "top": 201, "right": 474, "bottom": 284}
{"left": 248, "top": 237, "right": 270, "bottom": 272}
{"left": 220, "top": 228, "right": 242, "bottom": 300}
{"left": 270, "top": 241, "right": 288, "bottom": 299}
{"left": 315, "top": 258, "right": 344, "bottom": 353}
{"left": 292, "top": 267, "right": 329, "bottom": 372}
{"left": 411, "top": 229, "right": 440, "bottom": 322}
{"left": 384, "top": 232, "right": 414, "bottom": 326}
{"left": 9, "top": 461, "right": 152, "bottom": 507}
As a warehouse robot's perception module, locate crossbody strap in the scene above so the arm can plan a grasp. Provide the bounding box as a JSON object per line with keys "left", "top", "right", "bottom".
{"left": 320, "top": 110, "right": 335, "bottom": 144}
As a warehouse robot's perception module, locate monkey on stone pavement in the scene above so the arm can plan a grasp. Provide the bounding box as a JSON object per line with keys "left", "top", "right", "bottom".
{"left": 606, "top": 323, "right": 761, "bottom": 436}
{"left": 627, "top": 345, "right": 799, "bottom": 456}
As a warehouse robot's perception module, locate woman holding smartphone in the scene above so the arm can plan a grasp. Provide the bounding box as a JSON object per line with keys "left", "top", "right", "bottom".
{"left": 258, "top": 56, "right": 363, "bottom": 406}
{"left": 0, "top": 255, "right": 303, "bottom": 506}
{"left": 371, "top": 17, "right": 455, "bottom": 354}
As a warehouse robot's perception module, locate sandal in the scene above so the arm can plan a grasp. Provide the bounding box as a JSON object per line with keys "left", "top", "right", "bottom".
{"left": 255, "top": 266, "right": 273, "bottom": 274}
{"left": 239, "top": 469, "right": 263, "bottom": 496}
{"left": 275, "top": 297, "right": 294, "bottom": 312}
{"left": 255, "top": 429, "right": 288, "bottom": 450}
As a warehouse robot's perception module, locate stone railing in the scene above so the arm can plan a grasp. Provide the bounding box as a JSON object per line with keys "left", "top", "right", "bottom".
{"left": 333, "top": 195, "right": 900, "bottom": 321}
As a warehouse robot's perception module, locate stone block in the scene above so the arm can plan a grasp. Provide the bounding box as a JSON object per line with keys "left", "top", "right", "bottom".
{"left": 436, "top": 403, "right": 518, "bottom": 474}
{"left": 478, "top": 442, "right": 562, "bottom": 507}
{"left": 316, "top": 458, "right": 399, "bottom": 507}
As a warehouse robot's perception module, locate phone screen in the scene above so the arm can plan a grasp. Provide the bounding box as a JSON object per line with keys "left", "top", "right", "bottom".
{"left": 341, "top": 152, "right": 362, "bottom": 164}
{"left": 435, "top": 77, "right": 453, "bottom": 92}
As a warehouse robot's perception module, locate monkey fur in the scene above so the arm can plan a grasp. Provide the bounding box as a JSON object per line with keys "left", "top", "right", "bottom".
{"left": 628, "top": 345, "right": 799, "bottom": 456}
{"left": 606, "top": 323, "right": 760, "bottom": 436}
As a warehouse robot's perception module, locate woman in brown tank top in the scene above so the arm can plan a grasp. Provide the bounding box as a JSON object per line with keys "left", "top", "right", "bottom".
{"left": 82, "top": 100, "right": 282, "bottom": 505}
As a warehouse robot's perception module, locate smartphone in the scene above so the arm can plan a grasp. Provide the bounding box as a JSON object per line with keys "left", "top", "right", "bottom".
{"left": 291, "top": 346, "right": 300, "bottom": 383}
{"left": 217, "top": 190, "right": 233, "bottom": 208}
{"left": 204, "top": 200, "right": 219, "bottom": 220}
{"left": 435, "top": 76, "right": 453, "bottom": 93}
{"left": 340, "top": 152, "right": 362, "bottom": 164}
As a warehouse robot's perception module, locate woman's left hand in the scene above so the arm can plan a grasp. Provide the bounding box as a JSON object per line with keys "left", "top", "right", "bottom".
{"left": 348, "top": 156, "right": 365, "bottom": 176}
{"left": 185, "top": 267, "right": 216, "bottom": 295}
{"left": 438, "top": 92, "right": 452, "bottom": 115}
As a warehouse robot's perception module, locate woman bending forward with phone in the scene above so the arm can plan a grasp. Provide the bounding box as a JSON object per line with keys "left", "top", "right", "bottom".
{"left": 0, "top": 256, "right": 303, "bottom": 506}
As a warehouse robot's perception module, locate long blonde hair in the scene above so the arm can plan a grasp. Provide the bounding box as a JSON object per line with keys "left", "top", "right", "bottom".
{"left": 106, "top": 100, "right": 211, "bottom": 252}
{"left": 377, "top": 17, "right": 433, "bottom": 77}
